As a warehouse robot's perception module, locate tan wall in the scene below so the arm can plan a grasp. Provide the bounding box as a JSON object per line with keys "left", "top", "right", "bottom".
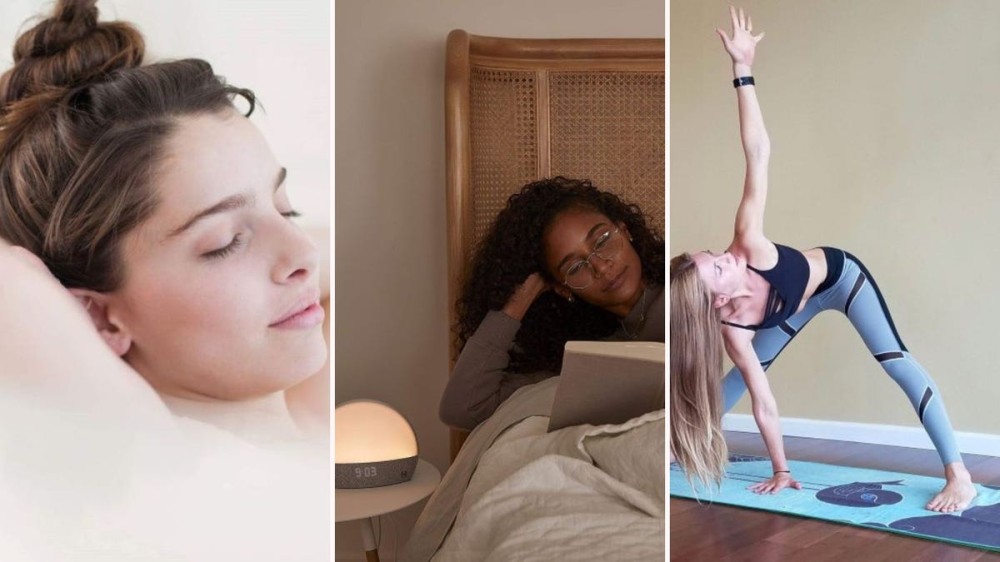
{"left": 335, "top": 0, "right": 663, "bottom": 558}
{"left": 671, "top": 1, "right": 1000, "bottom": 437}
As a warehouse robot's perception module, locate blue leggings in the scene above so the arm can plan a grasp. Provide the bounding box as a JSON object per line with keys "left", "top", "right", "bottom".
{"left": 721, "top": 248, "right": 962, "bottom": 465}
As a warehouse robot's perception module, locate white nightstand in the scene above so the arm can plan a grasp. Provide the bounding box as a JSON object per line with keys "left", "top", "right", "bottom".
{"left": 336, "top": 458, "right": 441, "bottom": 562}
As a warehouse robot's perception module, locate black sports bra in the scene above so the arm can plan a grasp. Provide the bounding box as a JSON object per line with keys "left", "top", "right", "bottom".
{"left": 721, "top": 243, "right": 810, "bottom": 331}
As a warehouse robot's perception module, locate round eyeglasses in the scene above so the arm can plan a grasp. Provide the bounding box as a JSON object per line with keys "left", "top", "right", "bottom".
{"left": 562, "top": 227, "right": 624, "bottom": 290}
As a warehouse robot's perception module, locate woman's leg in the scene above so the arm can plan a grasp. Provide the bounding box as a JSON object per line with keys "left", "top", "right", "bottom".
{"left": 834, "top": 254, "right": 962, "bottom": 465}
{"left": 831, "top": 252, "right": 974, "bottom": 511}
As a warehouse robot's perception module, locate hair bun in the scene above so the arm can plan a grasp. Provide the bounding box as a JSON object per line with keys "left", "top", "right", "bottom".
{"left": 1, "top": 0, "right": 144, "bottom": 106}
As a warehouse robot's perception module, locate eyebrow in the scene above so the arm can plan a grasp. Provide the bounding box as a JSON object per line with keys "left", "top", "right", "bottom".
{"left": 167, "top": 167, "right": 287, "bottom": 238}
{"left": 556, "top": 222, "right": 608, "bottom": 271}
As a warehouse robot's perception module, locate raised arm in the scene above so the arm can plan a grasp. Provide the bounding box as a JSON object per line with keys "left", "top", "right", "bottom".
{"left": 723, "top": 327, "right": 802, "bottom": 494}
{"left": 439, "top": 273, "right": 550, "bottom": 430}
{"left": 0, "top": 241, "right": 176, "bottom": 433}
{"left": 717, "top": 7, "right": 770, "bottom": 246}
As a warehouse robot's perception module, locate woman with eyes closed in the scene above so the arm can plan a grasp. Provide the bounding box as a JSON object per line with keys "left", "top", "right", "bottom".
{"left": 669, "top": 7, "right": 975, "bottom": 513}
{"left": 439, "top": 176, "right": 665, "bottom": 431}
{"left": 0, "top": 0, "right": 328, "bottom": 445}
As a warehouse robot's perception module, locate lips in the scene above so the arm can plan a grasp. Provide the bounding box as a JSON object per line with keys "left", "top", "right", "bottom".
{"left": 603, "top": 267, "right": 628, "bottom": 292}
{"left": 270, "top": 291, "right": 324, "bottom": 329}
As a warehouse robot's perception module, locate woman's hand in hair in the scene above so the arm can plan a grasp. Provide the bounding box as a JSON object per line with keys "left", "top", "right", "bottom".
{"left": 748, "top": 471, "right": 802, "bottom": 495}
{"left": 501, "top": 272, "right": 549, "bottom": 321}
{"left": 715, "top": 6, "right": 764, "bottom": 68}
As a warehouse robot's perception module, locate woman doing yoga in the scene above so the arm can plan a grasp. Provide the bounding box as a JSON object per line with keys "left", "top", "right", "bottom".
{"left": 670, "top": 7, "right": 976, "bottom": 513}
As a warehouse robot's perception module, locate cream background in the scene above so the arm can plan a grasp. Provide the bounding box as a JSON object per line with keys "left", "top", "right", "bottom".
{"left": 672, "top": 1, "right": 1000, "bottom": 438}
{"left": 335, "top": 0, "right": 663, "bottom": 558}
{"left": 0, "top": 0, "right": 330, "bottom": 227}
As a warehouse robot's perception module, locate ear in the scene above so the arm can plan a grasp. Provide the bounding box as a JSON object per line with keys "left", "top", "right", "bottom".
{"left": 713, "top": 294, "right": 730, "bottom": 309}
{"left": 67, "top": 289, "right": 133, "bottom": 357}
{"left": 552, "top": 284, "right": 573, "bottom": 301}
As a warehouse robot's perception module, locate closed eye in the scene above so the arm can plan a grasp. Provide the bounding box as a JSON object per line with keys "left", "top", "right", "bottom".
{"left": 203, "top": 233, "right": 245, "bottom": 260}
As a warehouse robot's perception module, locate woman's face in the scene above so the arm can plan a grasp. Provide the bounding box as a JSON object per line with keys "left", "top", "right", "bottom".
{"left": 691, "top": 250, "right": 745, "bottom": 302}
{"left": 100, "top": 110, "right": 327, "bottom": 401}
{"left": 542, "top": 208, "right": 645, "bottom": 317}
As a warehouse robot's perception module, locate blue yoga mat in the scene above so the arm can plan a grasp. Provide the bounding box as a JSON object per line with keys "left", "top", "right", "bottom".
{"left": 670, "top": 455, "right": 1000, "bottom": 552}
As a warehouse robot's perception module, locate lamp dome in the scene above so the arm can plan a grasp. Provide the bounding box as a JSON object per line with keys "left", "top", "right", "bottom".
{"left": 334, "top": 400, "right": 418, "bottom": 488}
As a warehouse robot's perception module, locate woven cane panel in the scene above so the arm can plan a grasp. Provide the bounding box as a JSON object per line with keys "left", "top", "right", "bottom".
{"left": 549, "top": 71, "right": 665, "bottom": 236}
{"left": 469, "top": 67, "right": 538, "bottom": 250}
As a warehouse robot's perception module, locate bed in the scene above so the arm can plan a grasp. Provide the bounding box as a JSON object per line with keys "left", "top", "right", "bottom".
{"left": 403, "top": 368, "right": 665, "bottom": 561}
{"left": 401, "top": 30, "right": 664, "bottom": 561}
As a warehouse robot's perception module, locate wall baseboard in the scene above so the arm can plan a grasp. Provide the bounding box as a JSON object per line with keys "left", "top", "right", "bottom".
{"left": 722, "top": 414, "right": 1000, "bottom": 457}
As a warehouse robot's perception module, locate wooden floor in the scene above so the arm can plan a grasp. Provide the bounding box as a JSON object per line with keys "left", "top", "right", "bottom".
{"left": 671, "top": 432, "right": 1000, "bottom": 561}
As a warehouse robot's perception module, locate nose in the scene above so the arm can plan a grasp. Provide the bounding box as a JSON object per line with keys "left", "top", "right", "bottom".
{"left": 270, "top": 220, "right": 320, "bottom": 285}
{"left": 590, "top": 253, "right": 614, "bottom": 278}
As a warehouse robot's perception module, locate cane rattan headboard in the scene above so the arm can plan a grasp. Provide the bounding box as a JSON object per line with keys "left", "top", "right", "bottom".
{"left": 445, "top": 30, "right": 665, "bottom": 459}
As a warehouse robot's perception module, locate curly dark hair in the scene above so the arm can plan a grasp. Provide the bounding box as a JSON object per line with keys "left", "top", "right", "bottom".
{"left": 456, "top": 177, "right": 665, "bottom": 373}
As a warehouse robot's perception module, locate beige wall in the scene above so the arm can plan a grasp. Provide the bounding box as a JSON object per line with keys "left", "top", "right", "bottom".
{"left": 335, "top": 0, "right": 663, "bottom": 558}
{"left": 672, "top": 1, "right": 1000, "bottom": 437}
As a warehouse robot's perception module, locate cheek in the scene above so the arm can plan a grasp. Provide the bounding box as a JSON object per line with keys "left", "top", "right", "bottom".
{"left": 124, "top": 261, "right": 264, "bottom": 338}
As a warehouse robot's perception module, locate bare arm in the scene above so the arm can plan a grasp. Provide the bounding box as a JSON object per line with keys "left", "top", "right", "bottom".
{"left": 724, "top": 326, "right": 802, "bottom": 494}
{"left": 717, "top": 7, "right": 771, "bottom": 249}
{"left": 0, "top": 241, "right": 175, "bottom": 432}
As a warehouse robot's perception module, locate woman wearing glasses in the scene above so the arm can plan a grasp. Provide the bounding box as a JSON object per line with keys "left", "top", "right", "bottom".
{"left": 439, "top": 177, "right": 665, "bottom": 431}
{"left": 669, "top": 7, "right": 976, "bottom": 512}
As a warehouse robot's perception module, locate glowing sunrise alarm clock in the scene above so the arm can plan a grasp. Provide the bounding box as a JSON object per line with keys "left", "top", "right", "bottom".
{"left": 335, "top": 400, "right": 419, "bottom": 489}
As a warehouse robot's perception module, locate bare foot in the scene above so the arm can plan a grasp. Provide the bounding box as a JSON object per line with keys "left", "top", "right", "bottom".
{"left": 926, "top": 464, "right": 977, "bottom": 512}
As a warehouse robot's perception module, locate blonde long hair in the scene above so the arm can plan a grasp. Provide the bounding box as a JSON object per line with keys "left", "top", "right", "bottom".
{"left": 670, "top": 253, "right": 728, "bottom": 488}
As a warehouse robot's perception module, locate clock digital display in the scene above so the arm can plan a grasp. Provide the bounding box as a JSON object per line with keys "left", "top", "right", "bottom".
{"left": 354, "top": 466, "right": 378, "bottom": 478}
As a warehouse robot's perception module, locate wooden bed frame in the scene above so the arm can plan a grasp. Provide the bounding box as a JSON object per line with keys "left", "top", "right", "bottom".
{"left": 444, "top": 30, "right": 665, "bottom": 460}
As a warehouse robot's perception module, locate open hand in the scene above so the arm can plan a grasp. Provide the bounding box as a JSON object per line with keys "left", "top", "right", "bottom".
{"left": 716, "top": 6, "right": 765, "bottom": 67}
{"left": 748, "top": 472, "right": 802, "bottom": 495}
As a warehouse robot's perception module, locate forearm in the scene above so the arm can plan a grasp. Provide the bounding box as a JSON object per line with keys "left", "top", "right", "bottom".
{"left": 732, "top": 63, "right": 770, "bottom": 163}
{"left": 752, "top": 399, "right": 789, "bottom": 472}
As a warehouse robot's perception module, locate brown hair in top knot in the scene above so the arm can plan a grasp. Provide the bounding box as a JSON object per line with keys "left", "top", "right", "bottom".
{"left": 0, "top": 1, "right": 255, "bottom": 294}
{"left": 0, "top": 0, "right": 144, "bottom": 107}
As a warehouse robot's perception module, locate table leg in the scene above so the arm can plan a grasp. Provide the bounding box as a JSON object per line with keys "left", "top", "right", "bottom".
{"left": 361, "top": 516, "right": 380, "bottom": 562}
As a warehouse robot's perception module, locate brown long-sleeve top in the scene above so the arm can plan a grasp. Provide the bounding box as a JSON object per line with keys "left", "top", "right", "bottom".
{"left": 439, "top": 285, "right": 665, "bottom": 431}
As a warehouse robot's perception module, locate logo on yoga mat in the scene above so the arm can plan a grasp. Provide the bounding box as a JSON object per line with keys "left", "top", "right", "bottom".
{"left": 816, "top": 481, "right": 904, "bottom": 508}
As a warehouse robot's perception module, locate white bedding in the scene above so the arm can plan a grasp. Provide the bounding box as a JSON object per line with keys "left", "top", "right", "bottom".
{"left": 400, "top": 376, "right": 664, "bottom": 561}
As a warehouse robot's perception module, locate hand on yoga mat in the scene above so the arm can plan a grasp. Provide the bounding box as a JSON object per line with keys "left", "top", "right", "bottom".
{"left": 748, "top": 472, "right": 802, "bottom": 495}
